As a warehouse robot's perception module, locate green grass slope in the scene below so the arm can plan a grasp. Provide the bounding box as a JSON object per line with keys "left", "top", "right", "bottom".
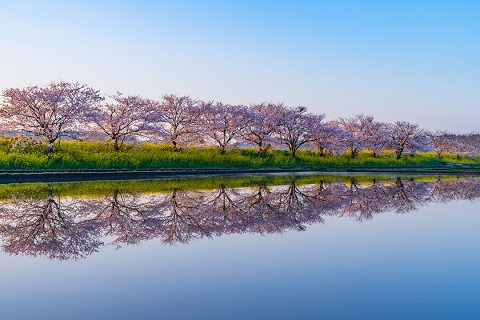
{"left": 0, "top": 139, "right": 478, "bottom": 171}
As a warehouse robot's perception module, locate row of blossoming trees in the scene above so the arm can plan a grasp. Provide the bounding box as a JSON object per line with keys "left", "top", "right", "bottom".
{"left": 0, "top": 81, "right": 479, "bottom": 158}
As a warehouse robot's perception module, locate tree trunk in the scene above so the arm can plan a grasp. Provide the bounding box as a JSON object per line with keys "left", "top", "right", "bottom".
{"left": 395, "top": 147, "right": 404, "bottom": 160}
{"left": 257, "top": 141, "right": 264, "bottom": 156}
{"left": 317, "top": 146, "right": 325, "bottom": 157}
{"left": 350, "top": 148, "right": 358, "bottom": 158}
{"left": 288, "top": 143, "right": 297, "bottom": 157}
{"left": 48, "top": 140, "right": 55, "bottom": 153}
{"left": 172, "top": 140, "right": 178, "bottom": 152}
{"left": 113, "top": 138, "right": 120, "bottom": 151}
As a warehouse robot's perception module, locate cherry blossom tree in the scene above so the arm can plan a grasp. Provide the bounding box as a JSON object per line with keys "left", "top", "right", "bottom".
{"left": 334, "top": 122, "right": 361, "bottom": 158}
{"left": 85, "top": 93, "right": 155, "bottom": 151}
{"left": 276, "top": 106, "right": 320, "bottom": 157}
{"left": 241, "top": 103, "right": 283, "bottom": 155}
{"left": 359, "top": 115, "right": 389, "bottom": 157}
{"left": 427, "top": 130, "right": 457, "bottom": 158}
{"left": 310, "top": 121, "right": 345, "bottom": 156}
{"left": 195, "top": 101, "right": 247, "bottom": 154}
{"left": 1, "top": 81, "right": 103, "bottom": 152}
{"left": 337, "top": 114, "right": 388, "bottom": 158}
{"left": 150, "top": 94, "right": 198, "bottom": 151}
{"left": 459, "top": 133, "right": 480, "bottom": 158}
{"left": 386, "top": 121, "right": 425, "bottom": 159}
{"left": 337, "top": 116, "right": 364, "bottom": 158}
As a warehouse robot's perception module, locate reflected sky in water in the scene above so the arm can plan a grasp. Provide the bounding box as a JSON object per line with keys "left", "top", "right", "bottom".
{"left": 0, "top": 176, "right": 479, "bottom": 320}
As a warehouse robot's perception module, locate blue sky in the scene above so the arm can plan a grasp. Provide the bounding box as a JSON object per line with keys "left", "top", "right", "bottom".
{"left": 0, "top": 0, "right": 479, "bottom": 131}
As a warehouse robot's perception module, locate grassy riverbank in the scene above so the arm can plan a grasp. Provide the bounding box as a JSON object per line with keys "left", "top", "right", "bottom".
{"left": 0, "top": 139, "right": 479, "bottom": 171}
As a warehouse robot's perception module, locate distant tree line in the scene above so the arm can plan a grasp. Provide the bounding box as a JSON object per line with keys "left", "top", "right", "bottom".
{"left": 1, "top": 81, "right": 479, "bottom": 158}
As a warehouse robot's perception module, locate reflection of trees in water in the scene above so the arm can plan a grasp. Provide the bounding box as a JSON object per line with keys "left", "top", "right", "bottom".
{"left": 334, "top": 178, "right": 388, "bottom": 221}
{"left": 384, "top": 177, "right": 431, "bottom": 214}
{"left": 0, "top": 177, "right": 479, "bottom": 260}
{"left": 428, "top": 177, "right": 480, "bottom": 202}
{"left": 85, "top": 190, "right": 157, "bottom": 247}
{"left": 152, "top": 188, "right": 213, "bottom": 244}
{"left": 267, "top": 180, "right": 325, "bottom": 232}
{"left": 0, "top": 190, "right": 102, "bottom": 260}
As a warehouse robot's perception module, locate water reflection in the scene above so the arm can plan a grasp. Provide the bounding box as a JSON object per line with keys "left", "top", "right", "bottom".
{"left": 0, "top": 176, "right": 478, "bottom": 260}
{"left": 0, "top": 190, "right": 102, "bottom": 260}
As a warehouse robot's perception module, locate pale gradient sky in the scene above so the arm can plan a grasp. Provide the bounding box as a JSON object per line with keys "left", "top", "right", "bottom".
{"left": 0, "top": 0, "right": 479, "bottom": 132}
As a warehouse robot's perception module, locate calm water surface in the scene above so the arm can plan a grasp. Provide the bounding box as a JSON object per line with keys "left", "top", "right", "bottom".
{"left": 0, "top": 175, "right": 479, "bottom": 320}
